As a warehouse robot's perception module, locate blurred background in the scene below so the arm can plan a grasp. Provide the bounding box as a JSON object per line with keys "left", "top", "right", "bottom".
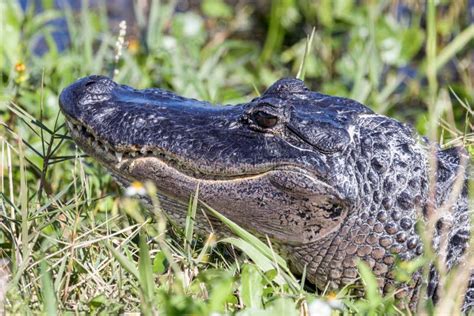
{"left": 2, "top": 0, "right": 473, "bottom": 137}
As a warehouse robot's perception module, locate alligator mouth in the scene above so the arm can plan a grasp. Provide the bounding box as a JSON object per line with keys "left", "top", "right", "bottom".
{"left": 66, "top": 119, "right": 300, "bottom": 182}
{"left": 60, "top": 75, "right": 336, "bottom": 195}
{"left": 67, "top": 120, "right": 164, "bottom": 161}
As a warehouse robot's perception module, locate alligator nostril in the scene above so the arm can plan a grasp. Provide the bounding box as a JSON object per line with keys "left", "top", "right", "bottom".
{"left": 84, "top": 80, "right": 96, "bottom": 88}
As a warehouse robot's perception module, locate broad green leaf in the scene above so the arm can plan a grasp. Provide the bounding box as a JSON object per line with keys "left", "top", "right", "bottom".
{"left": 201, "top": 0, "right": 233, "bottom": 18}
{"left": 208, "top": 277, "right": 235, "bottom": 313}
{"left": 240, "top": 264, "right": 263, "bottom": 309}
{"left": 153, "top": 251, "right": 168, "bottom": 274}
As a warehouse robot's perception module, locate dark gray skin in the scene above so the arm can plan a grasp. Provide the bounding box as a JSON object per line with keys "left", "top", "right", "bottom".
{"left": 59, "top": 75, "right": 471, "bottom": 311}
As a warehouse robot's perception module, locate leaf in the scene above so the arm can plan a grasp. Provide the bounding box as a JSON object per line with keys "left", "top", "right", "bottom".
{"left": 138, "top": 233, "right": 155, "bottom": 300}
{"left": 202, "top": 202, "right": 300, "bottom": 290}
{"left": 89, "top": 294, "right": 108, "bottom": 307}
{"left": 40, "top": 260, "right": 57, "bottom": 316}
{"left": 221, "top": 237, "right": 284, "bottom": 285}
{"left": 296, "top": 27, "right": 316, "bottom": 81}
{"left": 208, "top": 277, "right": 235, "bottom": 313}
{"left": 436, "top": 24, "right": 474, "bottom": 72}
{"left": 153, "top": 250, "right": 168, "bottom": 274}
{"left": 185, "top": 184, "right": 199, "bottom": 252}
{"left": 399, "top": 28, "right": 424, "bottom": 65}
{"left": 106, "top": 243, "right": 139, "bottom": 279}
{"left": 202, "top": 203, "right": 287, "bottom": 268}
{"left": 201, "top": 0, "right": 233, "bottom": 18}
{"left": 240, "top": 264, "right": 263, "bottom": 309}
{"left": 357, "top": 260, "right": 382, "bottom": 307}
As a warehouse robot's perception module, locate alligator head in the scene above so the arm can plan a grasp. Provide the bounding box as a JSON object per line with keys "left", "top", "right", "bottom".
{"left": 59, "top": 75, "right": 470, "bottom": 309}
{"left": 59, "top": 76, "right": 372, "bottom": 243}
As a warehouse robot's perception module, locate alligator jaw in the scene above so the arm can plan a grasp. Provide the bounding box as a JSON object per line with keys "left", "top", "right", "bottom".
{"left": 118, "top": 154, "right": 347, "bottom": 244}
{"left": 66, "top": 120, "right": 117, "bottom": 163}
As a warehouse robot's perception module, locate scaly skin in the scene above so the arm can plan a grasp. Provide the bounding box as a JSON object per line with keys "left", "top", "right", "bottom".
{"left": 59, "top": 75, "right": 471, "bottom": 311}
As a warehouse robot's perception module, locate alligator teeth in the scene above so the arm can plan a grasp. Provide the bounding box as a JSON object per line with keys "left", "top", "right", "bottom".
{"left": 115, "top": 152, "right": 123, "bottom": 162}
{"left": 130, "top": 152, "right": 136, "bottom": 157}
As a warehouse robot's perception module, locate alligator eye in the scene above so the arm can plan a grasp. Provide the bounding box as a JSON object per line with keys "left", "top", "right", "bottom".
{"left": 252, "top": 111, "right": 278, "bottom": 128}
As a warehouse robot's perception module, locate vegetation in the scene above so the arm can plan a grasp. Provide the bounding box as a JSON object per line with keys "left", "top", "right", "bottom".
{"left": 0, "top": 0, "right": 472, "bottom": 314}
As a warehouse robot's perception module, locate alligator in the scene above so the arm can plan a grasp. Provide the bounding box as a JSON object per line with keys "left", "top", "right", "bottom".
{"left": 59, "top": 75, "right": 472, "bottom": 311}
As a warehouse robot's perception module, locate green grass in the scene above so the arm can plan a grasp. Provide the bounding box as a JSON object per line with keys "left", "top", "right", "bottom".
{"left": 0, "top": 0, "right": 473, "bottom": 314}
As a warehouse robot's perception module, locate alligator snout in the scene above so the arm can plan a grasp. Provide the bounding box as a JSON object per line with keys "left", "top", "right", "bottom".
{"left": 59, "top": 75, "right": 116, "bottom": 117}
{"left": 80, "top": 75, "right": 116, "bottom": 95}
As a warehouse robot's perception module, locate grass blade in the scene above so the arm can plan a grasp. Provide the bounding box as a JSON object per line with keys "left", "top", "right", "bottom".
{"left": 436, "top": 24, "right": 474, "bottom": 72}
{"left": 138, "top": 233, "right": 155, "bottom": 314}
{"left": 106, "top": 243, "right": 139, "bottom": 279}
{"left": 296, "top": 27, "right": 315, "bottom": 81}
{"left": 202, "top": 202, "right": 287, "bottom": 268}
{"left": 184, "top": 184, "right": 199, "bottom": 253}
{"left": 240, "top": 263, "right": 263, "bottom": 309}
{"left": 202, "top": 202, "right": 300, "bottom": 290}
{"left": 40, "top": 260, "right": 57, "bottom": 315}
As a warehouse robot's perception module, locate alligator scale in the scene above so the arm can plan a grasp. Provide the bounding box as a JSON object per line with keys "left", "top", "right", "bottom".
{"left": 59, "top": 75, "right": 471, "bottom": 311}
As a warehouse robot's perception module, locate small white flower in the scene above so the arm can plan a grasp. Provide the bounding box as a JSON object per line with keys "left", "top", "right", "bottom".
{"left": 308, "top": 299, "right": 332, "bottom": 316}
{"left": 125, "top": 181, "right": 146, "bottom": 196}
